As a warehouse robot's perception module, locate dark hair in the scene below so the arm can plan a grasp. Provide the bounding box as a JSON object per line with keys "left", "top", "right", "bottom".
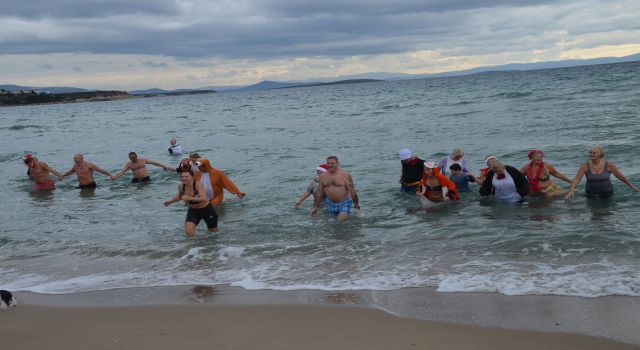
{"left": 179, "top": 168, "right": 194, "bottom": 176}
{"left": 128, "top": 152, "right": 137, "bottom": 157}
{"left": 189, "top": 153, "right": 201, "bottom": 160}
{"left": 449, "top": 163, "right": 462, "bottom": 171}
{"left": 23, "top": 158, "right": 34, "bottom": 164}
{"left": 326, "top": 156, "right": 339, "bottom": 162}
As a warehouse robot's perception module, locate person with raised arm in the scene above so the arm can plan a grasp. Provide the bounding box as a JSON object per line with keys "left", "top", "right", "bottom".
{"left": 112, "top": 152, "right": 172, "bottom": 183}
{"left": 61, "top": 154, "right": 115, "bottom": 189}
{"left": 565, "top": 146, "right": 640, "bottom": 200}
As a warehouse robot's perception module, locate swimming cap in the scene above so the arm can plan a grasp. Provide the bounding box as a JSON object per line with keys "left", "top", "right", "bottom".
{"left": 484, "top": 155, "right": 497, "bottom": 166}
{"left": 316, "top": 164, "right": 328, "bottom": 172}
{"left": 399, "top": 148, "right": 412, "bottom": 160}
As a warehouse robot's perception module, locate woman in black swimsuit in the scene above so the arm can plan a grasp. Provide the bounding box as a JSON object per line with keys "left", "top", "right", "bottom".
{"left": 164, "top": 168, "right": 218, "bottom": 236}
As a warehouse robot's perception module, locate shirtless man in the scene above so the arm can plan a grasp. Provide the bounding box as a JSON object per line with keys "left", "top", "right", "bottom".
{"left": 113, "top": 152, "right": 172, "bottom": 183}
{"left": 61, "top": 154, "right": 115, "bottom": 189}
{"left": 311, "top": 156, "right": 360, "bottom": 221}
{"left": 22, "top": 154, "right": 62, "bottom": 191}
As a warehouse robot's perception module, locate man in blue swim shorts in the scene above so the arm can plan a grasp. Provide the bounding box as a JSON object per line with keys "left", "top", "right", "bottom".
{"left": 311, "top": 156, "right": 361, "bottom": 221}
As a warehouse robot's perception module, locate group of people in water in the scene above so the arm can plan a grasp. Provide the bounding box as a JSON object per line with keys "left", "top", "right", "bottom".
{"left": 21, "top": 137, "right": 640, "bottom": 235}
{"left": 22, "top": 139, "right": 245, "bottom": 236}
{"left": 397, "top": 146, "right": 639, "bottom": 205}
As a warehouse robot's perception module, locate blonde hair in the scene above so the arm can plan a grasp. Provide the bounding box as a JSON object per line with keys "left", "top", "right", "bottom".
{"left": 452, "top": 148, "right": 464, "bottom": 158}
{"left": 589, "top": 146, "right": 605, "bottom": 158}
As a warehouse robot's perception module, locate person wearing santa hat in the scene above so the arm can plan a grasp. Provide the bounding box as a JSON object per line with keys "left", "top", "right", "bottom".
{"left": 294, "top": 164, "right": 328, "bottom": 208}
{"left": 22, "top": 153, "right": 63, "bottom": 191}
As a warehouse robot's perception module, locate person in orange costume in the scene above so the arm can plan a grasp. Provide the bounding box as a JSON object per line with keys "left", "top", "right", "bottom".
{"left": 416, "top": 161, "right": 459, "bottom": 203}
{"left": 193, "top": 158, "right": 246, "bottom": 206}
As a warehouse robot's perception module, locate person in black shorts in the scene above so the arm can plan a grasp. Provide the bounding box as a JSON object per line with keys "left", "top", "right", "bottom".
{"left": 164, "top": 168, "right": 218, "bottom": 236}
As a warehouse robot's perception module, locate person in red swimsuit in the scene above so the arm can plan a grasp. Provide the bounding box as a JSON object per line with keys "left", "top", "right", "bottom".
{"left": 22, "top": 154, "right": 62, "bottom": 191}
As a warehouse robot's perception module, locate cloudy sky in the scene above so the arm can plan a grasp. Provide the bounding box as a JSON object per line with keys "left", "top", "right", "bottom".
{"left": 2, "top": 0, "right": 639, "bottom": 90}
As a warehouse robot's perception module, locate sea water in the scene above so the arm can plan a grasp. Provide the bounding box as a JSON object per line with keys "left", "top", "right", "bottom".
{"left": 1, "top": 61, "right": 639, "bottom": 297}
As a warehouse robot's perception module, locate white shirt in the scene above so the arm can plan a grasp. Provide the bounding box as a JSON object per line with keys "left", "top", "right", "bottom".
{"left": 169, "top": 144, "right": 183, "bottom": 155}
{"left": 492, "top": 171, "right": 521, "bottom": 201}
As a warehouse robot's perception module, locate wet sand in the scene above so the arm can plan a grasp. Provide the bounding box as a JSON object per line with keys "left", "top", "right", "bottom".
{"left": 3, "top": 286, "right": 639, "bottom": 349}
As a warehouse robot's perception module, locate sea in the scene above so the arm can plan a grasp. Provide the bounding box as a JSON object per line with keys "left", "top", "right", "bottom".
{"left": 1, "top": 61, "right": 639, "bottom": 298}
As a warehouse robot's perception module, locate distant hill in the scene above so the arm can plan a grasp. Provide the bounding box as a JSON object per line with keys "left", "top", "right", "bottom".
{"left": 129, "top": 88, "right": 216, "bottom": 95}
{"left": 281, "top": 79, "right": 383, "bottom": 89}
{"left": 3, "top": 52, "right": 639, "bottom": 95}
{"left": 1, "top": 90, "right": 129, "bottom": 106}
{"left": 0, "top": 85, "right": 89, "bottom": 93}
{"left": 215, "top": 80, "right": 321, "bottom": 93}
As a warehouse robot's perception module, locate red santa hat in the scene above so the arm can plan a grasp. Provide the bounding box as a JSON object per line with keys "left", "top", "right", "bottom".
{"left": 316, "top": 164, "right": 328, "bottom": 172}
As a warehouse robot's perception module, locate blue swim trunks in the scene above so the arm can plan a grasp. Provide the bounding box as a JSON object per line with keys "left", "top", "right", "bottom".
{"left": 324, "top": 197, "right": 353, "bottom": 216}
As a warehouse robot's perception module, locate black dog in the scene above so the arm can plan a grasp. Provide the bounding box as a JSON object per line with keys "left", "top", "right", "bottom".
{"left": 0, "top": 290, "right": 18, "bottom": 309}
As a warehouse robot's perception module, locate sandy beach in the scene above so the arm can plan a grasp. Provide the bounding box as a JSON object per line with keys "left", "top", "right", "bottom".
{"left": 2, "top": 286, "right": 639, "bottom": 350}
{"left": 3, "top": 304, "right": 638, "bottom": 350}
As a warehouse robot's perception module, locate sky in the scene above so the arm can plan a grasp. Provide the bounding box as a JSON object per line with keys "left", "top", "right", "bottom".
{"left": 2, "top": 0, "right": 640, "bottom": 90}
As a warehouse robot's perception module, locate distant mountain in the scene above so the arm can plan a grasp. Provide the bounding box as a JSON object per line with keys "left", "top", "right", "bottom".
{"left": 128, "top": 88, "right": 216, "bottom": 95}
{"left": 385, "top": 52, "right": 640, "bottom": 80}
{"left": 216, "top": 80, "right": 321, "bottom": 93}
{"left": 0, "top": 84, "right": 89, "bottom": 93}
{"left": 3, "top": 52, "right": 639, "bottom": 95}
{"left": 281, "top": 79, "right": 383, "bottom": 89}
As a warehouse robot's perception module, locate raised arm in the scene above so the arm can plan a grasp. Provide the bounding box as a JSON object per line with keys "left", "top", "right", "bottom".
{"left": 41, "top": 162, "right": 63, "bottom": 179}
{"left": 346, "top": 172, "right": 361, "bottom": 216}
{"left": 145, "top": 159, "right": 171, "bottom": 171}
{"left": 294, "top": 191, "right": 312, "bottom": 208}
{"left": 61, "top": 167, "right": 75, "bottom": 180}
{"left": 89, "top": 163, "right": 115, "bottom": 179}
{"left": 310, "top": 177, "right": 325, "bottom": 217}
{"left": 164, "top": 184, "right": 184, "bottom": 206}
{"left": 608, "top": 162, "right": 640, "bottom": 192}
{"left": 548, "top": 164, "right": 572, "bottom": 183}
{"left": 112, "top": 163, "right": 130, "bottom": 180}
{"left": 565, "top": 163, "right": 588, "bottom": 200}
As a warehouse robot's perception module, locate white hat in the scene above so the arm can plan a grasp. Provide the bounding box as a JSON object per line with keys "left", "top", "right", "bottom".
{"left": 399, "top": 148, "right": 412, "bottom": 160}
{"left": 424, "top": 161, "right": 437, "bottom": 169}
{"left": 484, "top": 155, "right": 497, "bottom": 166}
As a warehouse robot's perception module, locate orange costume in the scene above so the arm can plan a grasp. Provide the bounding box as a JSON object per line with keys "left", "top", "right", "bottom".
{"left": 194, "top": 158, "right": 244, "bottom": 206}
{"left": 417, "top": 167, "right": 460, "bottom": 200}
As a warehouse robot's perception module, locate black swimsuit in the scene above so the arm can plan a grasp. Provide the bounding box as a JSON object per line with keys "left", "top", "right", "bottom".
{"left": 182, "top": 182, "right": 218, "bottom": 229}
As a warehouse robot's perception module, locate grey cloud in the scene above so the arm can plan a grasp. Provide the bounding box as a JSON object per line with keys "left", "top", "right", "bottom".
{"left": 2, "top": 0, "right": 181, "bottom": 19}
{"left": 143, "top": 61, "right": 169, "bottom": 68}
{"left": 72, "top": 66, "right": 83, "bottom": 71}
{"left": 0, "top": 0, "right": 637, "bottom": 60}
{"left": 39, "top": 64, "right": 55, "bottom": 70}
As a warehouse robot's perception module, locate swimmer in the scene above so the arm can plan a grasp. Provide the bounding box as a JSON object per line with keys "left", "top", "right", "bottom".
{"left": 193, "top": 158, "right": 246, "bottom": 206}
{"left": 311, "top": 156, "right": 360, "bottom": 221}
{"left": 417, "top": 162, "right": 459, "bottom": 202}
{"left": 438, "top": 148, "right": 470, "bottom": 177}
{"left": 112, "top": 152, "right": 173, "bottom": 183}
{"left": 520, "top": 150, "right": 571, "bottom": 198}
{"left": 479, "top": 161, "right": 529, "bottom": 202}
{"left": 168, "top": 138, "right": 183, "bottom": 155}
{"left": 565, "top": 146, "right": 640, "bottom": 200}
{"left": 399, "top": 148, "right": 425, "bottom": 193}
{"left": 61, "top": 154, "right": 115, "bottom": 189}
{"left": 477, "top": 155, "right": 498, "bottom": 184}
{"left": 22, "top": 154, "right": 62, "bottom": 191}
{"left": 294, "top": 164, "right": 328, "bottom": 208}
{"left": 164, "top": 168, "right": 218, "bottom": 236}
